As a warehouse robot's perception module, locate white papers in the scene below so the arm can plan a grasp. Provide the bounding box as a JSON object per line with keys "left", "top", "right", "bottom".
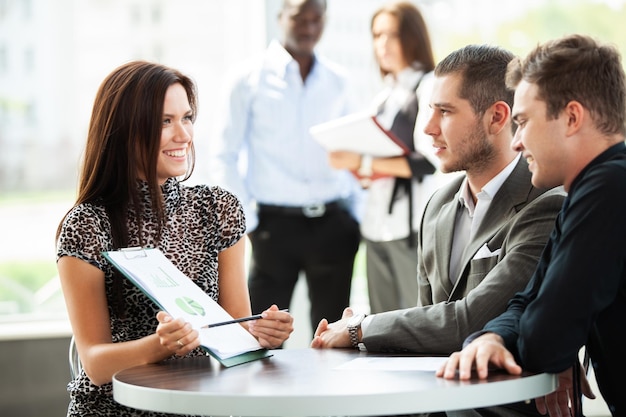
{"left": 310, "top": 112, "right": 409, "bottom": 157}
{"left": 334, "top": 357, "right": 448, "bottom": 372}
{"left": 103, "top": 248, "right": 263, "bottom": 360}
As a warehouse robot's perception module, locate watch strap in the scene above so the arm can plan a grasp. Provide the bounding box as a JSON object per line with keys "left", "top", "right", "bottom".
{"left": 347, "top": 314, "right": 366, "bottom": 348}
{"left": 357, "top": 154, "right": 373, "bottom": 177}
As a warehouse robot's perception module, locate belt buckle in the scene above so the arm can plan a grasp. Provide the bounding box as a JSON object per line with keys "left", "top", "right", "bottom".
{"left": 302, "top": 203, "right": 326, "bottom": 218}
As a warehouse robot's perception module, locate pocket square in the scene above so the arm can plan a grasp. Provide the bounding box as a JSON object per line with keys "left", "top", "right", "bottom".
{"left": 473, "top": 243, "right": 501, "bottom": 260}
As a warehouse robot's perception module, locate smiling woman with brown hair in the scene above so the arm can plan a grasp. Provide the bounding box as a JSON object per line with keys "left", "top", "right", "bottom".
{"left": 56, "top": 60, "right": 293, "bottom": 416}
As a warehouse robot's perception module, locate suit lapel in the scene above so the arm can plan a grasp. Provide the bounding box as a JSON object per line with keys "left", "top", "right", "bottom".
{"left": 453, "top": 157, "right": 533, "bottom": 292}
{"left": 435, "top": 192, "right": 461, "bottom": 295}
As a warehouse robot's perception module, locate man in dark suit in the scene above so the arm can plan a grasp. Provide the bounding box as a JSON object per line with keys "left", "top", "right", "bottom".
{"left": 311, "top": 44, "right": 565, "bottom": 416}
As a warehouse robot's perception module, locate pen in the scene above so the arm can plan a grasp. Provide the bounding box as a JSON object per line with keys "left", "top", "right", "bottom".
{"left": 203, "top": 309, "right": 289, "bottom": 328}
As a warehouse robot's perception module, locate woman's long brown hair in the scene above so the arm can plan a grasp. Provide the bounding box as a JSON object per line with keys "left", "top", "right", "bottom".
{"left": 57, "top": 60, "right": 198, "bottom": 315}
{"left": 371, "top": 1, "right": 435, "bottom": 77}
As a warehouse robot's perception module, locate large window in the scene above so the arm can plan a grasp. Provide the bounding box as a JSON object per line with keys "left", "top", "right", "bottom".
{"left": 1, "top": 0, "right": 625, "bottom": 327}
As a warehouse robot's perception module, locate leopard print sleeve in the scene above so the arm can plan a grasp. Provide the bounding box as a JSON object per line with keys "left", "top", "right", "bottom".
{"left": 56, "top": 203, "right": 113, "bottom": 271}
{"left": 207, "top": 185, "right": 246, "bottom": 251}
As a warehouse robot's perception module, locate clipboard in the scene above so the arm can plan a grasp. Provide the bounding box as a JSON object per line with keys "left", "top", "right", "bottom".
{"left": 309, "top": 112, "right": 410, "bottom": 157}
{"left": 102, "top": 247, "right": 271, "bottom": 367}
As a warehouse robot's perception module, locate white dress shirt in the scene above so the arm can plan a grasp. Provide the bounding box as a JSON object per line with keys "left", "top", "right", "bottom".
{"left": 208, "top": 40, "right": 363, "bottom": 231}
{"left": 449, "top": 154, "right": 521, "bottom": 283}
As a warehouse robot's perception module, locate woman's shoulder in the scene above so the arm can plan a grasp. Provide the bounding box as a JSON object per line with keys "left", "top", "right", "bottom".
{"left": 179, "top": 183, "right": 244, "bottom": 218}
{"left": 63, "top": 202, "right": 108, "bottom": 227}
{"left": 57, "top": 202, "right": 112, "bottom": 265}
{"left": 179, "top": 183, "right": 245, "bottom": 244}
{"left": 181, "top": 183, "right": 239, "bottom": 203}
{"left": 416, "top": 71, "right": 434, "bottom": 93}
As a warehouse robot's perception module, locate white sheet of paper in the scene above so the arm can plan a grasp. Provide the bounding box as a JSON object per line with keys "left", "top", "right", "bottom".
{"left": 334, "top": 357, "right": 448, "bottom": 372}
{"left": 310, "top": 112, "right": 408, "bottom": 157}
{"left": 104, "top": 248, "right": 262, "bottom": 359}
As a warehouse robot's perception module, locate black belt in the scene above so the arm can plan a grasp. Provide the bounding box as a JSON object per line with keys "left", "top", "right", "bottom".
{"left": 258, "top": 201, "right": 342, "bottom": 218}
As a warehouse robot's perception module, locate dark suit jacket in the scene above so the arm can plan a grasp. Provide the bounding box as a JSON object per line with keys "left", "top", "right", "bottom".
{"left": 362, "top": 157, "right": 566, "bottom": 354}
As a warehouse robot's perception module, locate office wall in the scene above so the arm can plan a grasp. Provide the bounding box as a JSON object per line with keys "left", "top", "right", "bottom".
{"left": 0, "top": 336, "right": 71, "bottom": 417}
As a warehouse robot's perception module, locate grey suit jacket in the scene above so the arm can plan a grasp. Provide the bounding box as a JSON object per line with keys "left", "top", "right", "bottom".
{"left": 363, "top": 157, "right": 566, "bottom": 354}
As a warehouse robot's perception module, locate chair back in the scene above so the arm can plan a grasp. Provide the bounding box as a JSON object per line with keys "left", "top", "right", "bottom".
{"left": 68, "top": 335, "right": 82, "bottom": 379}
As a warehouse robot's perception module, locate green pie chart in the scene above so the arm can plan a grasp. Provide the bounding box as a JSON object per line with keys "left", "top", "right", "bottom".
{"left": 175, "top": 296, "right": 205, "bottom": 316}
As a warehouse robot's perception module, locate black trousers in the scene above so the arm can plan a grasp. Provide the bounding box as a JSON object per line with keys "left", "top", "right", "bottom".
{"left": 247, "top": 206, "right": 360, "bottom": 333}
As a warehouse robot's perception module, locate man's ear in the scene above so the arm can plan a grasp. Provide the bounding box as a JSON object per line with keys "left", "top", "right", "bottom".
{"left": 487, "top": 101, "right": 511, "bottom": 135}
{"left": 563, "top": 100, "right": 585, "bottom": 136}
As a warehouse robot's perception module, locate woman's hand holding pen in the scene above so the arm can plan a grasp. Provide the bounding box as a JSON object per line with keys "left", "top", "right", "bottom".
{"left": 156, "top": 311, "right": 200, "bottom": 356}
{"left": 246, "top": 304, "right": 294, "bottom": 349}
{"left": 156, "top": 305, "right": 293, "bottom": 353}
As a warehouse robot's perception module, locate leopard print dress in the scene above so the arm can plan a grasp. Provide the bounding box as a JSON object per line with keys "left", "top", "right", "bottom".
{"left": 57, "top": 178, "right": 246, "bottom": 417}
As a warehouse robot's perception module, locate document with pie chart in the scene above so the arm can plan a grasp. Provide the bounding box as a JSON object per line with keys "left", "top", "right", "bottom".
{"left": 103, "top": 247, "right": 270, "bottom": 367}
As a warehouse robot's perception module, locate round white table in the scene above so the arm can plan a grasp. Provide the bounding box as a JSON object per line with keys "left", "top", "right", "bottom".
{"left": 113, "top": 348, "right": 556, "bottom": 416}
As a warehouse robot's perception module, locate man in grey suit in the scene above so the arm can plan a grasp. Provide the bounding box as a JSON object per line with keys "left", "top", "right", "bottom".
{"left": 311, "top": 44, "right": 565, "bottom": 415}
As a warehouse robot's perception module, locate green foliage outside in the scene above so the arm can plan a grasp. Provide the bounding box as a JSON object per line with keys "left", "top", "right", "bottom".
{"left": 0, "top": 191, "right": 71, "bottom": 317}
{"left": 0, "top": 261, "right": 58, "bottom": 314}
{"left": 437, "top": 1, "right": 626, "bottom": 64}
{"left": 0, "top": 261, "right": 56, "bottom": 291}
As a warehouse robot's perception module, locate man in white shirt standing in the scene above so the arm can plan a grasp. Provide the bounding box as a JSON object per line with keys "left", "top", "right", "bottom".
{"left": 208, "top": 0, "right": 362, "bottom": 333}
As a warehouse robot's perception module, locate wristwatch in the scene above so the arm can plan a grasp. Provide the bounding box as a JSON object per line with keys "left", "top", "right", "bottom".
{"left": 357, "top": 155, "right": 373, "bottom": 188}
{"left": 357, "top": 155, "right": 373, "bottom": 177}
{"left": 347, "top": 313, "right": 366, "bottom": 348}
